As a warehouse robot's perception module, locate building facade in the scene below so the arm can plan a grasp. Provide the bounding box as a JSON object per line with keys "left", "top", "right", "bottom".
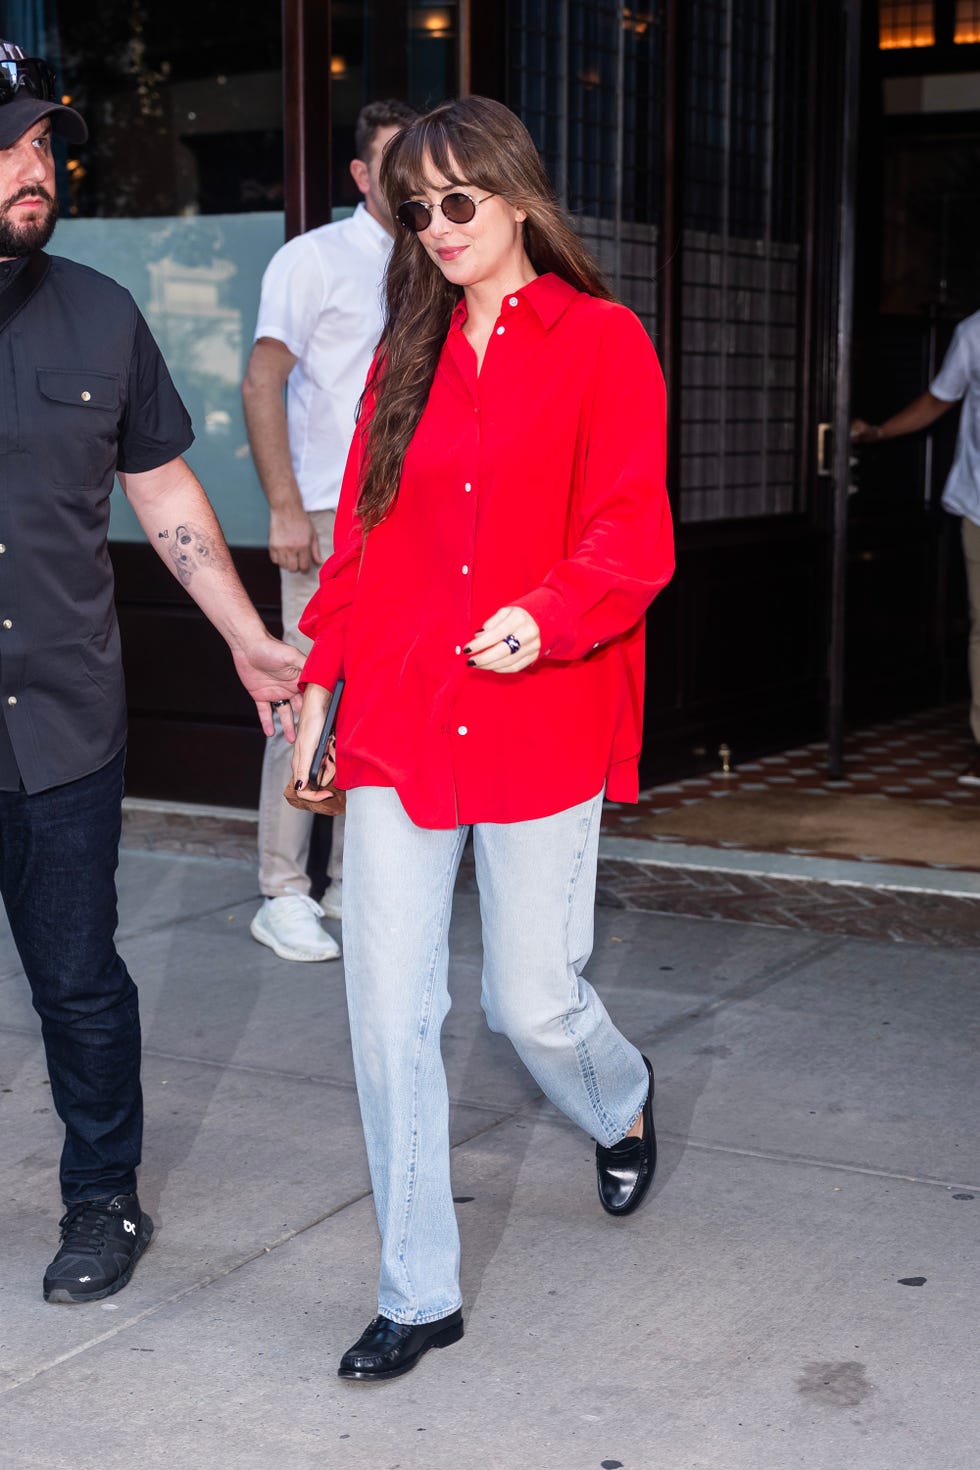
{"left": 21, "top": 1, "right": 979, "bottom": 802}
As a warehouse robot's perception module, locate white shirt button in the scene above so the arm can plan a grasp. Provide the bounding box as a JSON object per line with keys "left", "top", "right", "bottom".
{"left": 464, "top": 481, "right": 472, "bottom": 492}
{"left": 455, "top": 645, "right": 462, "bottom": 655}
{"left": 462, "top": 565, "right": 469, "bottom": 575}
{"left": 457, "top": 726, "right": 468, "bottom": 736}
{"left": 508, "top": 296, "right": 519, "bottom": 307}
{"left": 81, "top": 391, "right": 92, "bottom": 402}
{"left": 496, "top": 326, "right": 505, "bottom": 336}
{"left": 7, "top": 696, "right": 16, "bottom": 706}
{"left": 0, "top": 544, "right": 6, "bottom": 553}
{"left": 2, "top": 620, "right": 11, "bottom": 630}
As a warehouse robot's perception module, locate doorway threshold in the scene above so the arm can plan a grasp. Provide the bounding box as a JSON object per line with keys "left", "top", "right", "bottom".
{"left": 597, "top": 834, "right": 980, "bottom": 901}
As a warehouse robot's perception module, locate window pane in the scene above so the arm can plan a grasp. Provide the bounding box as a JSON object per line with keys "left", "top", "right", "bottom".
{"left": 509, "top": 0, "right": 665, "bottom": 340}
{"left": 879, "top": 0, "right": 935, "bottom": 49}
{"left": 331, "top": 2, "right": 460, "bottom": 210}
{"left": 954, "top": 0, "right": 980, "bottom": 43}
{"left": 679, "top": 0, "right": 807, "bottom": 524}
{"left": 36, "top": 1, "right": 284, "bottom": 544}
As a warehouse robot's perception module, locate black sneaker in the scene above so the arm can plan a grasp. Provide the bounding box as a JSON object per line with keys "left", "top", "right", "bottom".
{"left": 43, "top": 1193, "right": 153, "bottom": 1303}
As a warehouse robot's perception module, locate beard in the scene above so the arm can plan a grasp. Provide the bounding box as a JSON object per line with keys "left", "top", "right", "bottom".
{"left": 0, "top": 187, "right": 58, "bottom": 257}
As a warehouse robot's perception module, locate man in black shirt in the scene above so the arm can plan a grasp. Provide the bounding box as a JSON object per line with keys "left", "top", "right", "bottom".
{"left": 0, "top": 41, "right": 304, "bottom": 1302}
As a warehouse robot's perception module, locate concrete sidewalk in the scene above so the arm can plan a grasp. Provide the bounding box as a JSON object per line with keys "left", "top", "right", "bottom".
{"left": 0, "top": 842, "right": 977, "bottom": 1469}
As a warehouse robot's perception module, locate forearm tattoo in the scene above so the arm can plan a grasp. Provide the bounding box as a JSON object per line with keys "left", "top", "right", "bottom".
{"left": 163, "top": 523, "right": 230, "bottom": 585}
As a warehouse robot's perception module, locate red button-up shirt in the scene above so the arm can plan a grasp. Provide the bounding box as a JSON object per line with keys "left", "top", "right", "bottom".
{"left": 299, "top": 272, "right": 674, "bottom": 829}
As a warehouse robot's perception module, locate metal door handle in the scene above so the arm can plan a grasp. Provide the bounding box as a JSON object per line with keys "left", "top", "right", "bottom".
{"left": 817, "top": 422, "right": 832, "bottom": 476}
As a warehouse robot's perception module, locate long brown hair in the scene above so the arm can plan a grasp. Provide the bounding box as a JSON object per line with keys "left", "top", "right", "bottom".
{"left": 357, "top": 95, "right": 615, "bottom": 530}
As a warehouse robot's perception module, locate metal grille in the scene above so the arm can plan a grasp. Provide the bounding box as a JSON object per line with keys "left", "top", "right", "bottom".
{"left": 679, "top": 0, "right": 807, "bottom": 523}
{"left": 508, "top": 0, "right": 664, "bottom": 338}
{"left": 878, "top": 1, "right": 936, "bottom": 48}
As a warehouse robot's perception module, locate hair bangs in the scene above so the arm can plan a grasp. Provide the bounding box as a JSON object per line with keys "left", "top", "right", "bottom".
{"left": 382, "top": 107, "right": 502, "bottom": 209}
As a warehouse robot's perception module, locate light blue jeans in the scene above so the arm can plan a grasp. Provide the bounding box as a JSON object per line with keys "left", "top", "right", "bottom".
{"left": 342, "top": 785, "right": 648, "bottom": 1325}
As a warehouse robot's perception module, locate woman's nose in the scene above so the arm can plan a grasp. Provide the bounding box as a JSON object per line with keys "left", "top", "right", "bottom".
{"left": 426, "top": 205, "right": 452, "bottom": 238}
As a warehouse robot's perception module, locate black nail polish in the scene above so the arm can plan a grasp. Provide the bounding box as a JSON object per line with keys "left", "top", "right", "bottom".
{"left": 466, "top": 658, "right": 475, "bottom": 667}
{"left": 294, "top": 780, "right": 303, "bottom": 792}
{"left": 463, "top": 646, "right": 472, "bottom": 655}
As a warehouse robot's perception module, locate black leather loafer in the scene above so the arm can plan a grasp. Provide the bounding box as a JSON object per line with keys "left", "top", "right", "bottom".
{"left": 338, "top": 1308, "right": 464, "bottom": 1381}
{"left": 596, "top": 1055, "right": 657, "bottom": 1215}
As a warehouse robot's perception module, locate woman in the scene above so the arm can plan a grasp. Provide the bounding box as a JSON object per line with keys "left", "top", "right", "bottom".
{"left": 291, "top": 96, "right": 674, "bottom": 1382}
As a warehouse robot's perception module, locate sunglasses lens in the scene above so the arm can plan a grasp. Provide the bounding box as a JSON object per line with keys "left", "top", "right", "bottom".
{"left": 441, "top": 193, "right": 478, "bottom": 224}
{"left": 0, "top": 59, "right": 56, "bottom": 103}
{"left": 396, "top": 201, "right": 430, "bottom": 232}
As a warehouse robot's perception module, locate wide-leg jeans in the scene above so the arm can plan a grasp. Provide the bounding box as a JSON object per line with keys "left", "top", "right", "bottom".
{"left": 0, "top": 747, "right": 142, "bottom": 1205}
{"left": 343, "top": 785, "right": 648, "bottom": 1325}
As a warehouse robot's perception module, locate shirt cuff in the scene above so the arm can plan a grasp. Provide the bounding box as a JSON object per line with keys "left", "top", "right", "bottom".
{"left": 512, "top": 586, "right": 573, "bottom": 660}
{"left": 299, "top": 635, "right": 344, "bottom": 692}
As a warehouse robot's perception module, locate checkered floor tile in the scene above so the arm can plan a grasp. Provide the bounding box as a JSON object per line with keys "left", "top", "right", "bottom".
{"left": 601, "top": 703, "right": 979, "bottom": 871}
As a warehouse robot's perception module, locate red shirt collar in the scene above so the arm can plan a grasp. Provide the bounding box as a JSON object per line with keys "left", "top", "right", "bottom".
{"left": 448, "top": 272, "right": 580, "bottom": 332}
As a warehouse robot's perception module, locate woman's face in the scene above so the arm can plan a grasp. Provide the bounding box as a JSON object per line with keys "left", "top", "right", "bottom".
{"left": 404, "top": 152, "right": 530, "bottom": 294}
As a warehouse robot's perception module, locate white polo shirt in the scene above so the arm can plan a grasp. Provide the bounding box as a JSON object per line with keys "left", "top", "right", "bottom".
{"left": 254, "top": 202, "right": 392, "bottom": 512}
{"left": 930, "top": 307, "right": 980, "bottom": 528}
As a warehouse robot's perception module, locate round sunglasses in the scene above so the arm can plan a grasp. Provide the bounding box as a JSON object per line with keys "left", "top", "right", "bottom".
{"left": 396, "top": 191, "right": 496, "bottom": 234}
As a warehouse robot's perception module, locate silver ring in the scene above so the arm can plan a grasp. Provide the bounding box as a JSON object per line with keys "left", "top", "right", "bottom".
{"left": 270, "top": 698, "right": 290, "bottom": 708}
{"left": 502, "top": 634, "right": 521, "bottom": 654}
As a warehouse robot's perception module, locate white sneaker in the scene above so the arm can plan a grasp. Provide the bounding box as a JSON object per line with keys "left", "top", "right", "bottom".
{"left": 320, "top": 880, "right": 343, "bottom": 921}
{"left": 250, "top": 895, "right": 340, "bottom": 962}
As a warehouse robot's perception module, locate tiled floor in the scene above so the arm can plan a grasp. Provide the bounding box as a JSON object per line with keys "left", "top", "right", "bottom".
{"left": 602, "top": 703, "right": 979, "bottom": 860}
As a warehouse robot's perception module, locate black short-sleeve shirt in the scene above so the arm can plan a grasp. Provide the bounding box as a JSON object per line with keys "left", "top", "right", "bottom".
{"left": 0, "top": 253, "right": 194, "bottom": 793}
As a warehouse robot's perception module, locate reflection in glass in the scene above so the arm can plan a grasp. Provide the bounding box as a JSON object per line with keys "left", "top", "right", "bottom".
{"left": 878, "top": 1, "right": 936, "bottom": 49}
{"left": 55, "top": 214, "right": 284, "bottom": 545}
{"left": 38, "top": 1, "right": 284, "bottom": 543}
{"left": 954, "top": 0, "right": 980, "bottom": 43}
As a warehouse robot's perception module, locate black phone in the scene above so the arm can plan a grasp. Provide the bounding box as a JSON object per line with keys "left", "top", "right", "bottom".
{"left": 308, "top": 680, "right": 344, "bottom": 788}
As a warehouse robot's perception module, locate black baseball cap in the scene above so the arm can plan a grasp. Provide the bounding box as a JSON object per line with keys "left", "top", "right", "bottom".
{"left": 0, "top": 41, "right": 87, "bottom": 150}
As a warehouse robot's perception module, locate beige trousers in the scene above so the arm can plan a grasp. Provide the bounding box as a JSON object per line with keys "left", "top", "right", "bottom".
{"left": 257, "top": 509, "right": 344, "bottom": 898}
{"left": 964, "top": 516, "right": 980, "bottom": 745}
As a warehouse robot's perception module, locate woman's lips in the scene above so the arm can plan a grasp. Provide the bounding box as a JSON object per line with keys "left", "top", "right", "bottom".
{"left": 436, "top": 246, "right": 468, "bottom": 261}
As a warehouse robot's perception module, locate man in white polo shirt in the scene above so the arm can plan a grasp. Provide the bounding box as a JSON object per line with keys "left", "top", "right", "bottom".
{"left": 853, "top": 307, "right": 980, "bottom": 788}
{"left": 243, "top": 99, "right": 416, "bottom": 962}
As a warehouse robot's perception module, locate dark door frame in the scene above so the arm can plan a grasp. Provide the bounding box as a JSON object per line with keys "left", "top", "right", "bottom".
{"left": 283, "top": 0, "right": 333, "bottom": 238}
{"left": 827, "top": 0, "right": 862, "bottom": 778}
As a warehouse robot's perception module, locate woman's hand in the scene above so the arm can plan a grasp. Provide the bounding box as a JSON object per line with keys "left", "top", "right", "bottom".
{"left": 289, "top": 683, "right": 337, "bottom": 801}
{"left": 464, "top": 606, "right": 541, "bottom": 673}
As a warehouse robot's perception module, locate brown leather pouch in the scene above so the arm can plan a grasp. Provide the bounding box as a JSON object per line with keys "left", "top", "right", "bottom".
{"left": 282, "top": 779, "right": 346, "bottom": 816}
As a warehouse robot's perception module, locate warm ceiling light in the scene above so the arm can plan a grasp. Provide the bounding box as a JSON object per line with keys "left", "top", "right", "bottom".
{"left": 879, "top": 29, "right": 935, "bottom": 47}
{"left": 330, "top": 55, "right": 347, "bottom": 77}
{"left": 414, "top": 7, "right": 453, "bottom": 37}
{"left": 623, "top": 7, "right": 652, "bottom": 35}
{"left": 879, "top": 3, "right": 935, "bottom": 49}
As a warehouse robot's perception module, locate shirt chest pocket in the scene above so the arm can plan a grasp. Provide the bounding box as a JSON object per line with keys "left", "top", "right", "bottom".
{"left": 34, "top": 367, "right": 123, "bottom": 486}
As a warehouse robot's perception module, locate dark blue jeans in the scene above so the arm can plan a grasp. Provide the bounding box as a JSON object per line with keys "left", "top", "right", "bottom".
{"left": 0, "top": 747, "right": 142, "bottom": 1205}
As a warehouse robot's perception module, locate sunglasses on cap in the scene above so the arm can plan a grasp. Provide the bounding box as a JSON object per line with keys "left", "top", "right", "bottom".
{"left": 396, "top": 190, "right": 496, "bottom": 234}
{"left": 0, "top": 56, "right": 57, "bottom": 105}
